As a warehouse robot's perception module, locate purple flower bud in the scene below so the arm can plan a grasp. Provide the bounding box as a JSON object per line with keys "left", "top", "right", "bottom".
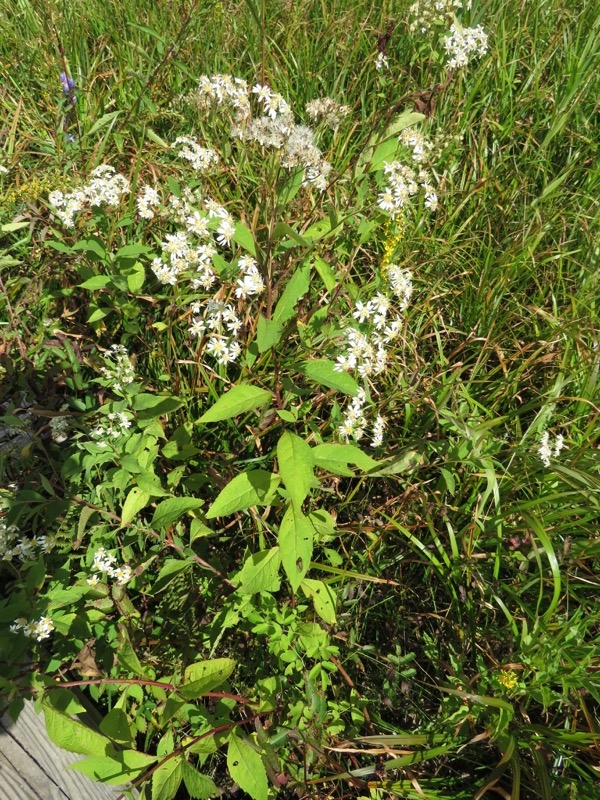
{"left": 60, "top": 72, "right": 76, "bottom": 95}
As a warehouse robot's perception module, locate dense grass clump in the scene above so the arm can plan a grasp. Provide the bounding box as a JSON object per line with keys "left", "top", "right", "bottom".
{"left": 0, "top": 1, "right": 598, "bottom": 799}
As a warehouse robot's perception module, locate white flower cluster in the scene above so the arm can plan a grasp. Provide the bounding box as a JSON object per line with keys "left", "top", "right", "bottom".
{"left": 173, "top": 136, "right": 219, "bottom": 172}
{"left": 334, "top": 266, "right": 413, "bottom": 446}
{"left": 194, "top": 73, "right": 252, "bottom": 126}
{"left": 409, "top": 0, "right": 471, "bottom": 33}
{"left": 88, "top": 547, "right": 133, "bottom": 586}
{"left": 136, "top": 184, "right": 160, "bottom": 219}
{"left": 194, "top": 75, "right": 332, "bottom": 191}
{"left": 49, "top": 165, "right": 130, "bottom": 227}
{"left": 378, "top": 161, "right": 438, "bottom": 218}
{"left": 10, "top": 616, "right": 55, "bottom": 641}
{"left": 188, "top": 300, "right": 243, "bottom": 366}
{"left": 235, "top": 255, "right": 265, "bottom": 300}
{"left": 374, "top": 52, "right": 389, "bottom": 71}
{"left": 0, "top": 521, "right": 57, "bottom": 563}
{"left": 443, "top": 22, "right": 489, "bottom": 69}
{"left": 90, "top": 411, "right": 132, "bottom": 446}
{"left": 100, "top": 344, "right": 136, "bottom": 392}
{"left": 538, "top": 431, "right": 565, "bottom": 468}
{"left": 49, "top": 414, "right": 71, "bottom": 443}
{"left": 151, "top": 196, "right": 234, "bottom": 287}
{"left": 305, "top": 97, "right": 351, "bottom": 130}
{"left": 337, "top": 388, "right": 387, "bottom": 447}
{"left": 399, "top": 129, "right": 434, "bottom": 164}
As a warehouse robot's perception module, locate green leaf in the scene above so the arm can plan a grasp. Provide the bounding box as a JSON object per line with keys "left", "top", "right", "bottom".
{"left": 72, "top": 237, "right": 107, "bottom": 260}
{"left": 43, "top": 689, "right": 87, "bottom": 715}
{"left": 313, "top": 256, "right": 336, "bottom": 293}
{"left": 152, "top": 756, "right": 183, "bottom": 800}
{"left": 272, "top": 262, "right": 311, "bottom": 324}
{"left": 67, "top": 750, "right": 157, "bottom": 785}
{"left": 256, "top": 316, "right": 284, "bottom": 353}
{"left": 227, "top": 734, "right": 268, "bottom": 800}
{"left": 302, "top": 218, "right": 331, "bottom": 242}
{"left": 301, "top": 359, "right": 360, "bottom": 396}
{"left": 272, "top": 221, "right": 308, "bottom": 247}
{"left": 279, "top": 506, "right": 313, "bottom": 592}
{"left": 313, "top": 443, "right": 379, "bottom": 476}
{"left": 99, "top": 708, "right": 133, "bottom": 747}
{"left": 133, "top": 393, "right": 183, "bottom": 419}
{"left": 300, "top": 578, "right": 337, "bottom": 624}
{"left": 179, "top": 658, "right": 236, "bottom": 700}
{"left": 43, "top": 704, "right": 112, "bottom": 756}
{"left": 236, "top": 548, "right": 281, "bottom": 595}
{"left": 206, "top": 470, "right": 280, "bottom": 518}
{"left": 151, "top": 559, "right": 193, "bottom": 594}
{"left": 121, "top": 487, "right": 151, "bottom": 526}
{"left": 115, "top": 243, "right": 152, "bottom": 260}
{"left": 117, "top": 624, "right": 148, "bottom": 676}
{"left": 127, "top": 262, "right": 146, "bottom": 293}
{"left": 277, "top": 431, "right": 314, "bottom": 509}
{"left": 198, "top": 384, "right": 271, "bottom": 423}
{"left": 151, "top": 497, "right": 204, "bottom": 529}
{"left": 181, "top": 761, "right": 218, "bottom": 798}
{"left": 233, "top": 222, "right": 257, "bottom": 256}
{"left": 78, "top": 275, "right": 113, "bottom": 290}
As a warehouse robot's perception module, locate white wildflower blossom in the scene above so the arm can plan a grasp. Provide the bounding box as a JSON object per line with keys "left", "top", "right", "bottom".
{"left": 136, "top": 184, "right": 160, "bottom": 219}
{"left": 235, "top": 256, "right": 264, "bottom": 299}
{"left": 371, "top": 415, "right": 386, "bottom": 448}
{"left": 11, "top": 616, "right": 55, "bottom": 641}
{"left": 90, "top": 547, "right": 133, "bottom": 585}
{"left": 387, "top": 265, "right": 413, "bottom": 311}
{"left": 216, "top": 217, "right": 236, "bottom": 247}
{"left": 444, "top": 22, "right": 489, "bottom": 70}
{"left": 100, "top": 344, "right": 135, "bottom": 392}
{"left": 1, "top": 522, "right": 56, "bottom": 563}
{"left": 538, "top": 431, "right": 566, "bottom": 467}
{"left": 305, "top": 98, "right": 350, "bottom": 130}
{"left": 173, "top": 136, "right": 219, "bottom": 171}
{"left": 375, "top": 52, "right": 389, "bottom": 71}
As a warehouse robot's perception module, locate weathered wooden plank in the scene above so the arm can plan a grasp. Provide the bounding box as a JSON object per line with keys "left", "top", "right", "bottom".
{"left": 0, "top": 702, "right": 121, "bottom": 799}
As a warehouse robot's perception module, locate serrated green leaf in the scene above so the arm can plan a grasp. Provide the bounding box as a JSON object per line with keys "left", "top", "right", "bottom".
{"left": 181, "top": 761, "right": 218, "bottom": 798}
{"left": 151, "top": 497, "right": 204, "bottom": 529}
{"left": 236, "top": 548, "right": 281, "bottom": 595}
{"left": 206, "top": 470, "right": 280, "bottom": 518}
{"left": 43, "top": 703, "right": 112, "bottom": 756}
{"left": 67, "top": 750, "right": 157, "bottom": 785}
{"left": 152, "top": 756, "right": 183, "bottom": 800}
{"left": 301, "top": 359, "right": 360, "bottom": 396}
{"left": 227, "top": 735, "right": 268, "bottom": 800}
{"left": 99, "top": 708, "right": 133, "bottom": 747}
{"left": 300, "top": 578, "right": 337, "bottom": 624}
{"left": 121, "top": 487, "right": 151, "bottom": 526}
{"left": 279, "top": 506, "right": 313, "bottom": 592}
{"left": 277, "top": 431, "right": 314, "bottom": 509}
{"left": 198, "top": 384, "right": 271, "bottom": 423}
{"left": 179, "top": 658, "right": 236, "bottom": 700}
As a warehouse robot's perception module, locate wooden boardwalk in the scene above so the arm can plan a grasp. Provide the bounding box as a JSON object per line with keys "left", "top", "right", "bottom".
{"left": 0, "top": 701, "right": 121, "bottom": 800}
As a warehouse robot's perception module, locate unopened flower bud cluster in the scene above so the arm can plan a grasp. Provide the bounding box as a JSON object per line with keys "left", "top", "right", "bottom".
{"left": 10, "top": 616, "right": 55, "bottom": 641}
{"left": 409, "top": 0, "right": 472, "bottom": 33}
{"left": 49, "top": 165, "right": 130, "bottom": 227}
{"left": 0, "top": 521, "right": 57, "bottom": 563}
{"left": 87, "top": 547, "right": 133, "bottom": 586}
